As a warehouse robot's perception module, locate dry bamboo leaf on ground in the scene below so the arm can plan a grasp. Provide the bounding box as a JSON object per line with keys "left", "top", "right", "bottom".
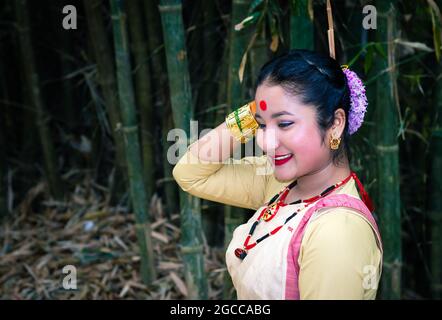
{"left": 151, "top": 231, "right": 169, "bottom": 244}
{"left": 169, "top": 271, "right": 188, "bottom": 298}
{"left": 0, "top": 173, "right": 225, "bottom": 299}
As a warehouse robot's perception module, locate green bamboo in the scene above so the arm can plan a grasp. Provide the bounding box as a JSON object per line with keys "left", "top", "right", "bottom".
{"left": 199, "top": 0, "right": 222, "bottom": 244}
{"left": 227, "top": 0, "right": 251, "bottom": 109}
{"left": 57, "top": 1, "right": 77, "bottom": 132}
{"left": 223, "top": 0, "right": 252, "bottom": 300}
{"left": 15, "top": 0, "right": 63, "bottom": 200}
{"left": 209, "top": 12, "right": 232, "bottom": 248}
{"left": 429, "top": 61, "right": 442, "bottom": 299}
{"left": 143, "top": 0, "right": 166, "bottom": 97}
{"left": 143, "top": 0, "right": 179, "bottom": 215}
{"left": 161, "top": 109, "right": 180, "bottom": 215}
{"left": 84, "top": 0, "right": 128, "bottom": 202}
{"left": 249, "top": 29, "right": 268, "bottom": 88}
{"left": 199, "top": 0, "right": 220, "bottom": 125}
{"left": 0, "top": 123, "right": 6, "bottom": 219}
{"left": 374, "top": 0, "right": 402, "bottom": 299}
{"left": 159, "top": 0, "right": 208, "bottom": 299}
{"left": 290, "top": 0, "right": 314, "bottom": 50}
{"left": 110, "top": 0, "right": 156, "bottom": 285}
{"left": 19, "top": 50, "right": 39, "bottom": 165}
{"left": 127, "top": 0, "right": 156, "bottom": 201}
{"left": 215, "top": 41, "right": 230, "bottom": 125}
{"left": 346, "top": 5, "right": 377, "bottom": 201}
{"left": 0, "top": 159, "right": 5, "bottom": 219}
{"left": 0, "top": 46, "right": 8, "bottom": 218}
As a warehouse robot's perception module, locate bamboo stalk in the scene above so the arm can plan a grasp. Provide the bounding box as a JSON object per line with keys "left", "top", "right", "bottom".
{"left": 199, "top": 0, "right": 223, "bottom": 244}
{"left": 159, "top": 0, "right": 208, "bottom": 299}
{"left": 109, "top": 0, "right": 156, "bottom": 285}
{"left": 143, "top": 0, "right": 165, "bottom": 89}
{"left": 429, "top": 61, "right": 442, "bottom": 299}
{"left": 51, "top": 1, "right": 76, "bottom": 132}
{"left": 199, "top": 0, "right": 220, "bottom": 126}
{"left": 143, "top": 0, "right": 168, "bottom": 111}
{"left": 126, "top": 0, "right": 156, "bottom": 201}
{"left": 161, "top": 110, "right": 180, "bottom": 215}
{"left": 290, "top": 0, "right": 314, "bottom": 50}
{"left": 14, "top": 0, "right": 63, "bottom": 200}
{"left": 83, "top": 0, "right": 128, "bottom": 202}
{"left": 250, "top": 29, "right": 268, "bottom": 87}
{"left": 213, "top": 27, "right": 231, "bottom": 257}
{"left": 326, "top": 0, "right": 335, "bottom": 59}
{"left": 0, "top": 129, "right": 5, "bottom": 218}
{"left": 0, "top": 45, "right": 8, "bottom": 218}
{"left": 223, "top": 0, "right": 252, "bottom": 300}
{"left": 143, "top": 0, "right": 179, "bottom": 215}
{"left": 215, "top": 41, "right": 230, "bottom": 125}
{"left": 374, "top": 0, "right": 402, "bottom": 299}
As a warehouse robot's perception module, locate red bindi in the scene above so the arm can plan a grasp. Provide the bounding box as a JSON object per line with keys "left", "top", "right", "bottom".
{"left": 259, "top": 100, "right": 267, "bottom": 111}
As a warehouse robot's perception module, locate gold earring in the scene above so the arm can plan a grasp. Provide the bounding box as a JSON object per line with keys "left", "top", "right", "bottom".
{"left": 330, "top": 136, "right": 341, "bottom": 150}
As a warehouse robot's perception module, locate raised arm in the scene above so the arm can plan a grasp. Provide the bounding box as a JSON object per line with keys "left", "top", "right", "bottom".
{"left": 172, "top": 122, "right": 275, "bottom": 210}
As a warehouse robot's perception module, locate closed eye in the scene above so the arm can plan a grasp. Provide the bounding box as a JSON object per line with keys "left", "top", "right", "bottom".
{"left": 278, "top": 122, "right": 294, "bottom": 128}
{"left": 257, "top": 122, "right": 293, "bottom": 129}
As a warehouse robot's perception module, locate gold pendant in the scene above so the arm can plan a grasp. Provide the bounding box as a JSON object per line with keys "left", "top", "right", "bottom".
{"left": 262, "top": 203, "right": 278, "bottom": 221}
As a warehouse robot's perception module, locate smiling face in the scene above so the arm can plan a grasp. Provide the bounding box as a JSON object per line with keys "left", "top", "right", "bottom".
{"left": 254, "top": 84, "right": 333, "bottom": 182}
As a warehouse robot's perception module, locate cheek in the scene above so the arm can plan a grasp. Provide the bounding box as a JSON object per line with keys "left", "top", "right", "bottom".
{"left": 288, "top": 127, "right": 328, "bottom": 159}
{"left": 256, "top": 130, "right": 264, "bottom": 149}
{"left": 256, "top": 128, "right": 278, "bottom": 153}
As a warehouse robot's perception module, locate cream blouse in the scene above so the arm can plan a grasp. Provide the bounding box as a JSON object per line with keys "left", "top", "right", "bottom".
{"left": 172, "top": 150, "right": 382, "bottom": 299}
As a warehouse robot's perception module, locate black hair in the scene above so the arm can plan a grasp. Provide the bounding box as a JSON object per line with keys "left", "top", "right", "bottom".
{"left": 256, "top": 49, "right": 351, "bottom": 165}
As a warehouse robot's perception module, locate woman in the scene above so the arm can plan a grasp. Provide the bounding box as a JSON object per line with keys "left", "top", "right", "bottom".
{"left": 172, "top": 49, "right": 383, "bottom": 300}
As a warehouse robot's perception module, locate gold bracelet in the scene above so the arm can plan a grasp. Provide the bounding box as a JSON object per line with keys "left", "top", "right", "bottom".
{"left": 225, "top": 101, "right": 259, "bottom": 143}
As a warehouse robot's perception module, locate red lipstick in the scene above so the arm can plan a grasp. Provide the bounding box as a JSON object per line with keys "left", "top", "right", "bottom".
{"left": 273, "top": 154, "right": 293, "bottom": 166}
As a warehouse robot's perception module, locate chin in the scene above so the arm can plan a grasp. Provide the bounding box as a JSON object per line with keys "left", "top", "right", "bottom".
{"left": 274, "top": 169, "right": 297, "bottom": 183}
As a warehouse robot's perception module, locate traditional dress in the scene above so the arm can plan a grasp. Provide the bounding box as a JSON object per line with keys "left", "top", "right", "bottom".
{"left": 173, "top": 150, "right": 382, "bottom": 299}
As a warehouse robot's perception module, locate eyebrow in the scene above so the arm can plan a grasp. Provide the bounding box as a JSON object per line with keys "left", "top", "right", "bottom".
{"left": 255, "top": 111, "right": 294, "bottom": 119}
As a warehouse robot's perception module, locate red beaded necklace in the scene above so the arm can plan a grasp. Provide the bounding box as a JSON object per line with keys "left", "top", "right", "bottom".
{"left": 234, "top": 172, "right": 354, "bottom": 260}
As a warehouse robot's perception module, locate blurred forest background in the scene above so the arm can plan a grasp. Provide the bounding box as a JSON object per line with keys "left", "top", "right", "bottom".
{"left": 0, "top": 0, "right": 441, "bottom": 300}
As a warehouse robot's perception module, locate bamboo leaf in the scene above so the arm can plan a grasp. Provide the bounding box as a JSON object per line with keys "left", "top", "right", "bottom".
{"left": 238, "top": 30, "right": 259, "bottom": 83}
{"left": 238, "top": 51, "right": 248, "bottom": 83}
{"left": 234, "top": 12, "right": 261, "bottom": 31}
{"left": 307, "top": 0, "right": 314, "bottom": 21}
{"left": 270, "top": 34, "right": 279, "bottom": 52}
{"left": 374, "top": 42, "right": 387, "bottom": 59}
{"left": 427, "top": 0, "right": 442, "bottom": 61}
{"left": 394, "top": 39, "right": 434, "bottom": 52}
{"left": 169, "top": 271, "right": 188, "bottom": 297}
{"left": 274, "top": 6, "right": 284, "bottom": 45}
{"left": 365, "top": 45, "right": 373, "bottom": 74}
{"left": 269, "top": 15, "right": 279, "bottom": 52}
{"left": 347, "top": 42, "right": 374, "bottom": 67}
{"left": 248, "top": 0, "right": 265, "bottom": 14}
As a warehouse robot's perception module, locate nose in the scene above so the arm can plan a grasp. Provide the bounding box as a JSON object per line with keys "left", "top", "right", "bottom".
{"left": 256, "top": 128, "right": 279, "bottom": 155}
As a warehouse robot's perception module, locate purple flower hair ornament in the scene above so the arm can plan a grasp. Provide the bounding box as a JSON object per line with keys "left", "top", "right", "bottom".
{"left": 341, "top": 65, "right": 368, "bottom": 135}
